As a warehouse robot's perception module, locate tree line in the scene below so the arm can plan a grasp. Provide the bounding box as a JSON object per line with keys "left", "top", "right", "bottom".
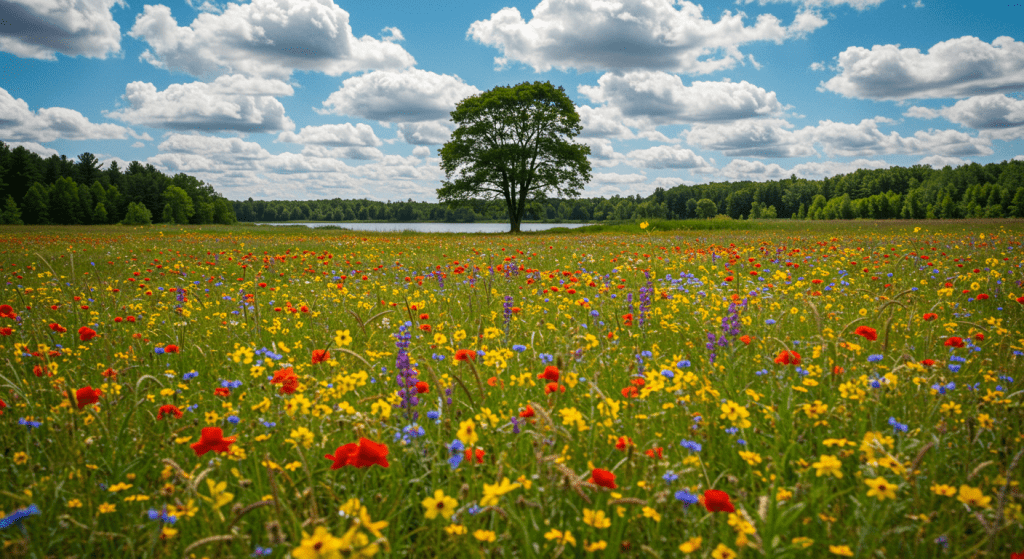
{"left": 0, "top": 141, "right": 236, "bottom": 226}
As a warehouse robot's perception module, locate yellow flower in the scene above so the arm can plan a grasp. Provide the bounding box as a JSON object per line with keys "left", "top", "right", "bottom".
{"left": 287, "top": 426, "right": 315, "bottom": 448}
{"left": 719, "top": 400, "right": 751, "bottom": 428}
{"left": 108, "top": 482, "right": 133, "bottom": 493}
{"left": 640, "top": 221, "right": 649, "bottom": 229}
{"left": 160, "top": 526, "right": 178, "bottom": 539}
{"left": 13, "top": 452, "right": 28, "bottom": 465}
{"left": 544, "top": 529, "right": 576, "bottom": 547}
{"left": 930, "top": 484, "right": 957, "bottom": 497}
{"left": 67, "top": 499, "right": 83, "bottom": 508}
{"left": 582, "top": 508, "right": 611, "bottom": 529}
{"left": 864, "top": 476, "right": 897, "bottom": 501}
{"left": 333, "top": 329, "right": 353, "bottom": 347}
{"left": 791, "top": 537, "right": 814, "bottom": 549}
{"left": 473, "top": 529, "right": 496, "bottom": 542}
{"left": 775, "top": 488, "right": 793, "bottom": 502}
{"left": 957, "top": 485, "right": 992, "bottom": 509}
{"left": 444, "top": 524, "right": 467, "bottom": 536}
{"left": 829, "top": 545, "right": 854, "bottom": 556}
{"left": 642, "top": 506, "right": 661, "bottom": 523}
{"left": 203, "top": 478, "right": 234, "bottom": 510}
{"left": 679, "top": 537, "right": 702, "bottom": 553}
{"left": 480, "top": 477, "right": 521, "bottom": 507}
{"left": 739, "top": 450, "right": 762, "bottom": 466}
{"left": 292, "top": 526, "right": 343, "bottom": 559}
{"left": 812, "top": 455, "right": 843, "bottom": 478}
{"left": 584, "top": 540, "right": 607, "bottom": 552}
{"left": 456, "top": 418, "right": 479, "bottom": 446}
{"left": 711, "top": 543, "right": 737, "bottom": 559}
{"left": 284, "top": 461, "right": 303, "bottom": 471}
{"left": 421, "top": 489, "right": 458, "bottom": 520}
{"left": 433, "top": 333, "right": 448, "bottom": 345}
{"left": 98, "top": 503, "right": 116, "bottom": 514}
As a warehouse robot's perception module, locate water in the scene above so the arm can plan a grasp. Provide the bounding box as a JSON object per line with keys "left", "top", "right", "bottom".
{"left": 253, "top": 222, "right": 590, "bottom": 233}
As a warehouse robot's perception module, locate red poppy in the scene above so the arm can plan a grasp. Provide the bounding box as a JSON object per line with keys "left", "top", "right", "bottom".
{"left": 854, "top": 326, "right": 877, "bottom": 341}
{"left": 419, "top": 313, "right": 429, "bottom": 320}
{"left": 832, "top": 366, "right": 845, "bottom": 375}
{"left": 324, "top": 438, "right": 389, "bottom": 469}
{"left": 545, "top": 382, "right": 565, "bottom": 394}
{"left": 270, "top": 367, "right": 299, "bottom": 394}
{"left": 1017, "top": 296, "right": 1024, "bottom": 305}
{"left": 214, "top": 387, "right": 231, "bottom": 397}
{"left": 621, "top": 386, "right": 638, "bottom": 398}
{"left": 157, "top": 404, "right": 183, "bottom": 419}
{"left": 703, "top": 489, "right": 735, "bottom": 513}
{"left": 32, "top": 365, "right": 45, "bottom": 377}
{"left": 454, "top": 349, "right": 476, "bottom": 362}
{"left": 976, "top": 293, "right": 989, "bottom": 301}
{"left": 49, "top": 323, "right": 67, "bottom": 334}
{"left": 774, "top": 350, "right": 802, "bottom": 365}
{"left": 645, "top": 447, "right": 664, "bottom": 459}
{"left": 419, "top": 324, "right": 431, "bottom": 332}
{"left": 164, "top": 344, "right": 179, "bottom": 354}
{"left": 75, "top": 386, "right": 102, "bottom": 409}
{"left": 739, "top": 335, "right": 751, "bottom": 345}
{"left": 589, "top": 468, "right": 617, "bottom": 489}
{"left": 1010, "top": 551, "right": 1024, "bottom": 559}
{"left": 519, "top": 405, "right": 535, "bottom": 418}
{"left": 922, "top": 313, "right": 938, "bottom": 321}
{"left": 622, "top": 313, "right": 634, "bottom": 326}
{"left": 190, "top": 427, "right": 236, "bottom": 456}
{"left": 630, "top": 377, "right": 645, "bottom": 388}
{"left": 0, "top": 304, "right": 13, "bottom": 317}
{"left": 127, "top": 316, "right": 136, "bottom": 323}
{"left": 312, "top": 349, "right": 331, "bottom": 364}
{"left": 0, "top": 398, "right": 6, "bottom": 414}
{"left": 944, "top": 337, "right": 965, "bottom": 348}
{"left": 0, "top": 327, "right": 11, "bottom": 336}
{"left": 615, "top": 436, "right": 633, "bottom": 451}
{"left": 114, "top": 316, "right": 123, "bottom": 323}
{"left": 464, "top": 447, "right": 485, "bottom": 464}
{"left": 537, "top": 365, "right": 560, "bottom": 382}
{"left": 325, "top": 443, "right": 359, "bottom": 470}
{"left": 921, "top": 359, "right": 935, "bottom": 367}
{"left": 415, "top": 381, "right": 430, "bottom": 393}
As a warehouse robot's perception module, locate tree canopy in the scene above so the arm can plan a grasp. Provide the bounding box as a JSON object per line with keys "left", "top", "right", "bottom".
{"left": 437, "top": 81, "right": 591, "bottom": 233}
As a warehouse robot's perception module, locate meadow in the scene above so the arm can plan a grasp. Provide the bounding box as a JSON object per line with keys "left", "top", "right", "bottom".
{"left": 0, "top": 220, "right": 1022, "bottom": 558}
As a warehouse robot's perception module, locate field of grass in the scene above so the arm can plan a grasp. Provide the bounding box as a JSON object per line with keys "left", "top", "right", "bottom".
{"left": 1, "top": 220, "right": 1022, "bottom": 558}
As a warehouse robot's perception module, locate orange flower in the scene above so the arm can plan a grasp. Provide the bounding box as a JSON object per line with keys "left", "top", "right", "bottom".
{"left": 615, "top": 436, "right": 633, "bottom": 451}
{"left": 545, "top": 382, "right": 565, "bottom": 394}
{"left": 774, "top": 350, "right": 802, "bottom": 365}
{"left": 312, "top": 349, "right": 331, "bottom": 364}
{"left": 519, "top": 405, "right": 535, "bottom": 418}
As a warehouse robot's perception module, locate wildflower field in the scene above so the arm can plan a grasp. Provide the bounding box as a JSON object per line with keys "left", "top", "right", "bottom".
{"left": 1, "top": 220, "right": 1022, "bottom": 559}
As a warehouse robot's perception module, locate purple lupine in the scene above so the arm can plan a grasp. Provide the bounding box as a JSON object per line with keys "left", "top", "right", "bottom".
{"left": 393, "top": 322, "right": 419, "bottom": 420}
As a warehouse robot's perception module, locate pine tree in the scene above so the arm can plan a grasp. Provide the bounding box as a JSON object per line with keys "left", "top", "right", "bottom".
{"left": 0, "top": 195, "right": 23, "bottom": 225}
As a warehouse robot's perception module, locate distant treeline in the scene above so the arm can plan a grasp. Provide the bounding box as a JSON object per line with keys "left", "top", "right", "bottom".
{"left": 233, "top": 159, "right": 1024, "bottom": 223}
{"left": 0, "top": 141, "right": 236, "bottom": 225}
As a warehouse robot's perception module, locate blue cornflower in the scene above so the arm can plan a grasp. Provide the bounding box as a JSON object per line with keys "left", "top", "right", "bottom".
{"left": 539, "top": 353, "right": 554, "bottom": 364}
{"left": 154, "top": 347, "right": 165, "bottom": 355}
{"left": 183, "top": 371, "right": 199, "bottom": 380}
{"left": 18, "top": 418, "right": 41, "bottom": 430}
{"left": 680, "top": 439, "right": 702, "bottom": 452}
{"left": 737, "top": 439, "right": 747, "bottom": 446}
{"left": 252, "top": 546, "right": 273, "bottom": 557}
{"left": 660, "top": 369, "right": 675, "bottom": 379}
{"left": 674, "top": 490, "right": 700, "bottom": 507}
{"left": 427, "top": 410, "right": 441, "bottom": 422}
{"left": 0, "top": 504, "right": 40, "bottom": 531}
{"left": 447, "top": 439, "right": 465, "bottom": 470}
{"left": 512, "top": 344, "right": 527, "bottom": 352}
{"left": 887, "top": 417, "right": 908, "bottom": 433}
{"left": 677, "top": 359, "right": 691, "bottom": 368}
{"left": 765, "top": 319, "right": 777, "bottom": 325}
{"left": 948, "top": 364, "right": 961, "bottom": 373}
{"left": 226, "top": 415, "right": 240, "bottom": 424}
{"left": 867, "top": 354, "right": 884, "bottom": 363}
{"left": 662, "top": 470, "right": 679, "bottom": 483}
{"left": 724, "top": 427, "right": 739, "bottom": 435}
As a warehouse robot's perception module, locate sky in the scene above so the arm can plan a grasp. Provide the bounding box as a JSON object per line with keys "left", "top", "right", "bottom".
{"left": 1, "top": 0, "right": 1022, "bottom": 202}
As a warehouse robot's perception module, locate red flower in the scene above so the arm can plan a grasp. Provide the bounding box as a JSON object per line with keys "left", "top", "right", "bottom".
{"left": 854, "top": 326, "right": 877, "bottom": 341}
{"left": 464, "top": 447, "right": 485, "bottom": 464}
{"left": 164, "top": 344, "right": 179, "bottom": 354}
{"left": 615, "top": 436, "right": 633, "bottom": 451}
{"left": 419, "top": 324, "right": 431, "bottom": 332}
{"left": 1017, "top": 296, "right": 1024, "bottom": 305}
{"left": 519, "top": 405, "right": 535, "bottom": 418}
{"left": 415, "top": 381, "right": 430, "bottom": 393}
{"left": 545, "top": 382, "right": 565, "bottom": 394}
{"left": 621, "top": 313, "right": 634, "bottom": 326}
{"left": 621, "top": 386, "right": 638, "bottom": 398}
{"left": 921, "top": 359, "right": 935, "bottom": 367}
{"left": 589, "top": 468, "right": 617, "bottom": 489}
{"left": 312, "top": 349, "right": 331, "bottom": 364}
{"left": 922, "top": 313, "right": 938, "bottom": 321}
{"left": 739, "top": 335, "right": 751, "bottom": 345}
{"left": 944, "top": 337, "right": 965, "bottom": 348}
{"left": 215, "top": 387, "right": 231, "bottom": 397}
{"left": 645, "top": 447, "right": 664, "bottom": 459}
{"left": 157, "top": 404, "right": 183, "bottom": 419}
{"left": 323, "top": 438, "right": 389, "bottom": 469}
{"left": 537, "top": 365, "right": 560, "bottom": 382}
{"left": 127, "top": 316, "right": 136, "bottom": 323}
{"left": 703, "top": 489, "right": 735, "bottom": 513}
{"left": 0, "top": 327, "right": 12, "bottom": 336}
{"left": 270, "top": 367, "right": 299, "bottom": 394}
{"left": 75, "top": 386, "right": 102, "bottom": 409}
{"left": 0, "top": 398, "right": 6, "bottom": 414}
{"left": 190, "top": 427, "right": 236, "bottom": 456}
{"left": 0, "top": 304, "right": 13, "bottom": 317}
{"left": 32, "top": 365, "right": 45, "bottom": 377}
{"left": 49, "top": 323, "right": 67, "bottom": 334}
{"left": 774, "top": 350, "right": 802, "bottom": 365}
{"left": 419, "top": 313, "right": 429, "bottom": 320}
{"left": 114, "top": 316, "right": 123, "bottom": 323}
{"left": 454, "top": 349, "right": 476, "bottom": 362}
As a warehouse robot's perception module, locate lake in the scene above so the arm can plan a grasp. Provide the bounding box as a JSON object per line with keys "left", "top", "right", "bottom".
{"left": 254, "top": 222, "right": 591, "bottom": 233}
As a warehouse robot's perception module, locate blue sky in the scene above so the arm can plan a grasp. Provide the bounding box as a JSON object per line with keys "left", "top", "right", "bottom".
{"left": 1, "top": 0, "right": 1022, "bottom": 202}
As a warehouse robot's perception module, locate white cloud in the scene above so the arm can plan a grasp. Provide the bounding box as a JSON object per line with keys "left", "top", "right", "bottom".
{"left": 131, "top": 141, "right": 145, "bottom": 148}
{"left": 321, "top": 69, "right": 479, "bottom": 123}
{"left": 810, "top": 118, "right": 992, "bottom": 157}
{"left": 277, "top": 123, "right": 382, "bottom": 147}
{"left": 821, "top": 36, "right": 1024, "bottom": 100}
{"left": 1014, "top": 155, "right": 1024, "bottom": 161}
{"left": 577, "top": 106, "right": 636, "bottom": 139}
{"left": 905, "top": 94, "right": 1024, "bottom": 140}
{"left": 0, "top": 0, "right": 121, "bottom": 60}
{"left": 739, "top": 0, "right": 885, "bottom": 11}
{"left": 685, "top": 118, "right": 817, "bottom": 157}
{"left": 626, "top": 145, "right": 713, "bottom": 169}
{"left": 396, "top": 121, "right": 456, "bottom": 146}
{"left": 809, "top": 61, "right": 826, "bottom": 71}
{"left": 5, "top": 141, "right": 59, "bottom": 158}
{"left": 719, "top": 157, "right": 890, "bottom": 180}
{"left": 106, "top": 75, "right": 295, "bottom": 133}
{"left": 411, "top": 146, "right": 431, "bottom": 158}
{"left": 468, "top": 0, "right": 826, "bottom": 74}
{"left": 128, "top": 0, "right": 415, "bottom": 79}
{"left": 0, "top": 86, "right": 134, "bottom": 142}
{"left": 579, "top": 72, "right": 783, "bottom": 127}
{"left": 917, "top": 155, "right": 968, "bottom": 168}
{"left": 584, "top": 138, "right": 628, "bottom": 168}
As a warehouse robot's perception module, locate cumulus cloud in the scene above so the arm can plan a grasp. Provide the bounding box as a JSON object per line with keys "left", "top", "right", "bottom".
{"left": 128, "top": 0, "right": 415, "bottom": 79}
{"left": 719, "top": 157, "right": 891, "bottom": 180}
{"left": 277, "top": 123, "right": 382, "bottom": 147}
{"left": 578, "top": 72, "right": 783, "bottom": 128}
{"left": 0, "top": 0, "right": 122, "bottom": 60}
{"left": 821, "top": 36, "right": 1024, "bottom": 100}
{"left": 577, "top": 106, "right": 636, "bottom": 139}
{"left": 468, "top": 0, "right": 826, "bottom": 74}
{"left": 396, "top": 121, "right": 456, "bottom": 146}
{"left": 810, "top": 118, "right": 992, "bottom": 157}
{"left": 5, "top": 141, "right": 59, "bottom": 157}
{"left": 626, "top": 145, "right": 713, "bottom": 170}
{"left": 917, "top": 155, "right": 969, "bottom": 169}
{"left": 321, "top": 69, "right": 479, "bottom": 123}
{"left": 685, "top": 119, "right": 816, "bottom": 157}
{"left": 0, "top": 86, "right": 135, "bottom": 143}
{"left": 739, "top": 0, "right": 885, "bottom": 10}
{"left": 106, "top": 75, "right": 295, "bottom": 133}
{"left": 584, "top": 138, "right": 628, "bottom": 168}
{"left": 904, "top": 94, "right": 1024, "bottom": 140}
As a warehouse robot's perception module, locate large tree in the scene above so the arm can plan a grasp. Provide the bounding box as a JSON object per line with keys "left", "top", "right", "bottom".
{"left": 437, "top": 81, "right": 591, "bottom": 233}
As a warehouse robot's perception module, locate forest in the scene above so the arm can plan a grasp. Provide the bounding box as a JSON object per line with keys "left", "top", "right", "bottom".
{"left": 1, "top": 140, "right": 1022, "bottom": 226}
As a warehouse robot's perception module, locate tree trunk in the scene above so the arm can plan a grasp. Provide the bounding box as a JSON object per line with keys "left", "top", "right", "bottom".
{"left": 509, "top": 217, "right": 521, "bottom": 234}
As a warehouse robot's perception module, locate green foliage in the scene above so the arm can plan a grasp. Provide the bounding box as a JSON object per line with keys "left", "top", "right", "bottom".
{"left": 93, "top": 202, "right": 108, "bottom": 224}
{"left": 695, "top": 198, "right": 717, "bottom": 219}
{"left": 0, "top": 194, "right": 23, "bottom": 224}
{"left": 162, "top": 185, "right": 195, "bottom": 224}
{"left": 437, "top": 81, "right": 592, "bottom": 233}
{"left": 123, "top": 201, "right": 153, "bottom": 225}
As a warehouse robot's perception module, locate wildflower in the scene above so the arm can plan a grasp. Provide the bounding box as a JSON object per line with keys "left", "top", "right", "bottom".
{"left": 270, "top": 367, "right": 299, "bottom": 394}
{"left": 680, "top": 439, "right": 702, "bottom": 452}
{"left": 864, "top": 476, "right": 897, "bottom": 501}
{"left": 312, "top": 349, "right": 330, "bottom": 364}
{"left": 473, "top": 530, "right": 496, "bottom": 542}
{"left": 829, "top": 545, "right": 855, "bottom": 556}
{"left": 190, "top": 427, "right": 236, "bottom": 456}
{"left": 774, "top": 350, "right": 801, "bottom": 365}
{"left": 923, "top": 313, "right": 938, "bottom": 321}
{"left": 583, "top": 508, "right": 611, "bottom": 529}
{"left": 13, "top": 451, "right": 28, "bottom": 465}
{"left": 679, "top": 537, "right": 702, "bottom": 553}
{"left": 454, "top": 349, "right": 476, "bottom": 362}
{"left": 291, "top": 526, "right": 343, "bottom": 559}
{"left": 537, "top": 365, "right": 560, "bottom": 382}
{"left": 157, "top": 404, "right": 183, "bottom": 420}
{"left": 589, "top": 468, "right": 617, "bottom": 489}
{"left": 544, "top": 529, "right": 576, "bottom": 547}
{"left": 546, "top": 382, "right": 566, "bottom": 394}
{"left": 464, "top": 447, "right": 485, "bottom": 464}
{"left": 675, "top": 490, "right": 700, "bottom": 507}
{"left": 165, "top": 344, "right": 179, "bottom": 354}
{"left": 703, "top": 489, "right": 735, "bottom": 513}
{"left": 944, "top": 337, "right": 965, "bottom": 348}
{"left": 78, "top": 326, "right": 97, "bottom": 341}
{"left": 98, "top": 503, "right": 116, "bottom": 514}
{"left": 711, "top": 543, "right": 737, "bottom": 559}
{"left": 324, "top": 438, "right": 389, "bottom": 469}
{"left": 0, "top": 504, "right": 40, "bottom": 530}
{"left": 585, "top": 541, "right": 608, "bottom": 552}
{"left": 646, "top": 447, "right": 664, "bottom": 459}
{"left": 931, "top": 484, "right": 957, "bottom": 497}
{"left": 854, "top": 325, "right": 877, "bottom": 341}
{"left": 421, "top": 489, "right": 458, "bottom": 520}
{"left": 75, "top": 386, "right": 102, "bottom": 409}
{"left": 642, "top": 506, "right": 661, "bottom": 522}
{"left": 519, "top": 405, "right": 535, "bottom": 418}
{"left": 456, "top": 418, "right": 479, "bottom": 446}
{"left": 957, "top": 485, "right": 991, "bottom": 508}
{"left": 812, "top": 455, "right": 843, "bottom": 478}
{"left": 445, "top": 524, "right": 467, "bottom": 536}
{"left": 615, "top": 436, "right": 633, "bottom": 451}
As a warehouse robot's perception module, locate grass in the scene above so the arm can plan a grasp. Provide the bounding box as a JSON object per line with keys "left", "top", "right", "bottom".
{"left": 0, "top": 220, "right": 1022, "bottom": 558}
